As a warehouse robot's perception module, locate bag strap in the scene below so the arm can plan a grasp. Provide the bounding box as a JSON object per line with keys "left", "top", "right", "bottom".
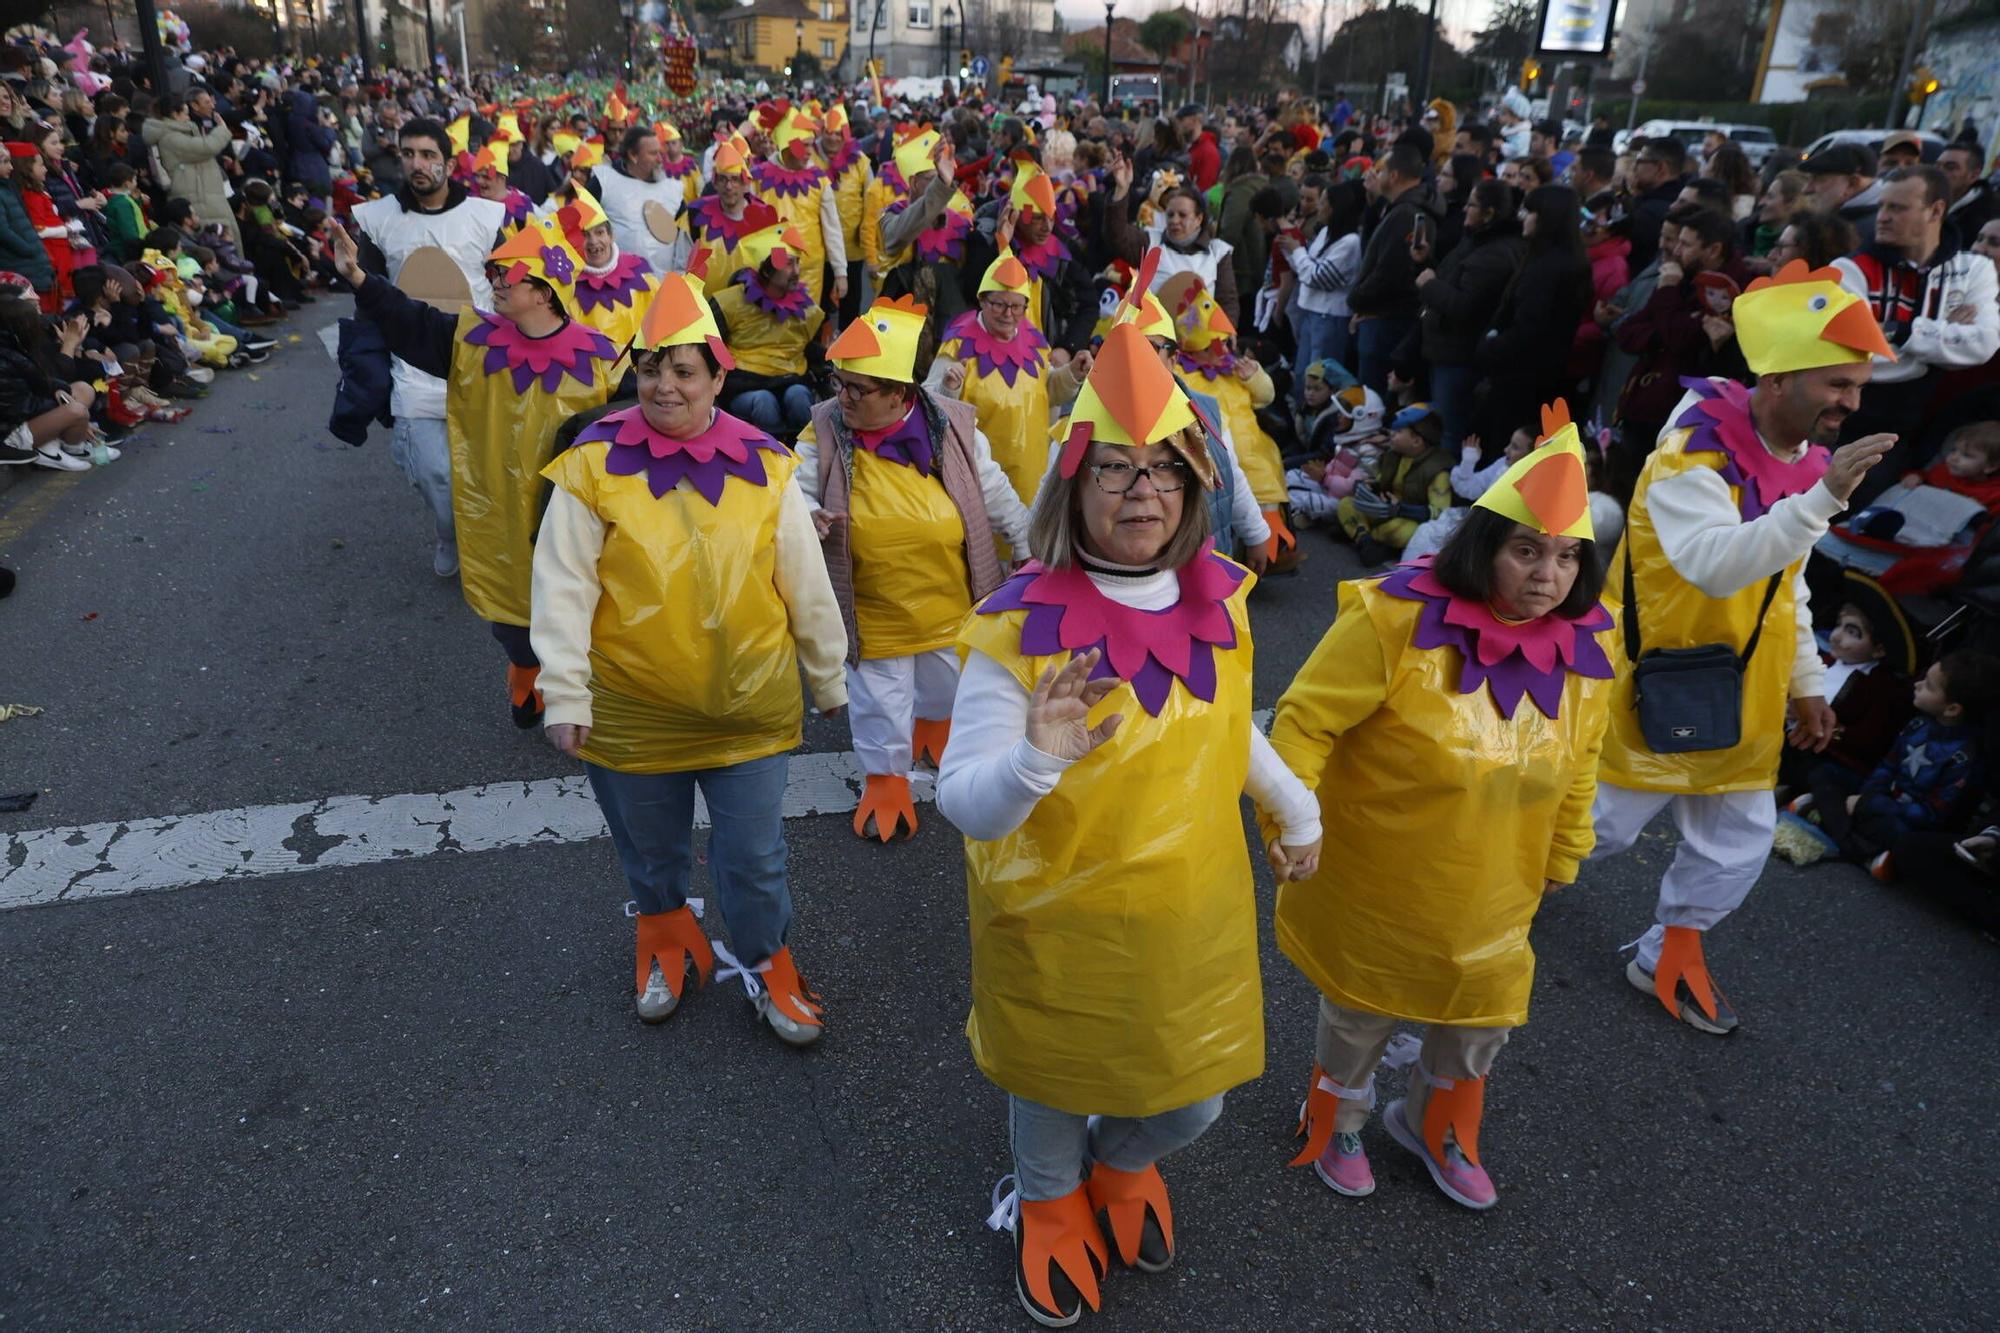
{"left": 1625, "top": 542, "right": 1784, "bottom": 668}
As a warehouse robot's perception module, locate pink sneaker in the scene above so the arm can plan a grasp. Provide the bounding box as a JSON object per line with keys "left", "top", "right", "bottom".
{"left": 1384, "top": 1097, "right": 1497, "bottom": 1210}
{"left": 1312, "top": 1130, "right": 1376, "bottom": 1197}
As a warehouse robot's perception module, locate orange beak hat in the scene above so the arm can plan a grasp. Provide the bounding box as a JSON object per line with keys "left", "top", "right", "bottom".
{"left": 1733, "top": 258, "right": 1897, "bottom": 375}
{"left": 1160, "top": 271, "right": 1235, "bottom": 352}
{"left": 471, "top": 137, "right": 509, "bottom": 176}
{"left": 487, "top": 218, "right": 585, "bottom": 301}
{"left": 1057, "top": 249, "right": 1215, "bottom": 488}
{"left": 654, "top": 118, "right": 683, "bottom": 145}
{"left": 977, "top": 249, "right": 1032, "bottom": 298}
{"left": 826, "top": 294, "right": 931, "bottom": 382}
{"left": 1009, "top": 161, "right": 1058, "bottom": 220}
{"left": 823, "top": 104, "right": 851, "bottom": 137}
{"left": 739, "top": 222, "right": 810, "bottom": 274}
{"left": 1475, "top": 399, "right": 1594, "bottom": 540}
{"left": 712, "top": 135, "right": 750, "bottom": 176}
{"left": 636, "top": 271, "right": 735, "bottom": 369}
{"left": 554, "top": 181, "right": 611, "bottom": 251}
{"left": 568, "top": 137, "right": 606, "bottom": 171}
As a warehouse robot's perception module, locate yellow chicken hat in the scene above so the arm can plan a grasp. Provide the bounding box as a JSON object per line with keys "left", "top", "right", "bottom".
{"left": 893, "top": 128, "right": 942, "bottom": 184}
{"left": 487, "top": 218, "right": 585, "bottom": 300}
{"left": 445, "top": 112, "right": 471, "bottom": 156}
{"left": 823, "top": 104, "right": 851, "bottom": 137}
{"left": 654, "top": 118, "right": 683, "bottom": 145}
{"left": 738, "top": 221, "right": 810, "bottom": 274}
{"left": 1160, "top": 271, "right": 1235, "bottom": 352}
{"left": 636, "top": 271, "right": 735, "bottom": 369}
{"left": 774, "top": 108, "right": 818, "bottom": 154}
{"left": 1475, "top": 400, "right": 1594, "bottom": 540}
{"left": 471, "top": 137, "right": 509, "bottom": 176}
{"left": 554, "top": 181, "right": 611, "bottom": 250}
{"left": 977, "top": 249, "right": 1033, "bottom": 298}
{"left": 1057, "top": 249, "right": 1216, "bottom": 488}
{"left": 568, "top": 137, "right": 606, "bottom": 171}
{"left": 1733, "top": 259, "right": 1897, "bottom": 376}
{"left": 827, "top": 294, "right": 931, "bottom": 382}
{"left": 711, "top": 136, "right": 750, "bottom": 176}
{"left": 1009, "top": 162, "right": 1059, "bottom": 220}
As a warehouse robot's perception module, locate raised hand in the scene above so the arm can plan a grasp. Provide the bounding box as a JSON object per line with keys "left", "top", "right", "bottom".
{"left": 1025, "top": 648, "right": 1123, "bottom": 762}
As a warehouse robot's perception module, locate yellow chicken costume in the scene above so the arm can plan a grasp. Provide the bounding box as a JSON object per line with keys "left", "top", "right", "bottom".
{"left": 710, "top": 222, "right": 827, "bottom": 376}
{"left": 941, "top": 309, "right": 1318, "bottom": 1323}
{"left": 796, "top": 295, "right": 1028, "bottom": 841}
{"left": 750, "top": 109, "right": 844, "bottom": 306}
{"left": 654, "top": 119, "right": 704, "bottom": 207}
{"left": 350, "top": 217, "right": 626, "bottom": 724}
{"left": 687, "top": 138, "right": 779, "bottom": 297}
{"left": 816, "top": 105, "right": 871, "bottom": 295}
{"left": 1590, "top": 261, "right": 1896, "bottom": 1036}
{"left": 1270, "top": 403, "right": 1614, "bottom": 1210}
{"left": 556, "top": 181, "right": 658, "bottom": 352}
{"left": 1161, "top": 272, "right": 1296, "bottom": 562}
{"left": 935, "top": 249, "right": 1083, "bottom": 506}
{"left": 533, "top": 267, "right": 841, "bottom": 1046}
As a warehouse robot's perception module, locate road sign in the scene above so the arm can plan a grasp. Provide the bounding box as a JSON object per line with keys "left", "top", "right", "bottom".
{"left": 971, "top": 55, "right": 990, "bottom": 76}
{"left": 1631, "top": 77, "right": 1647, "bottom": 96}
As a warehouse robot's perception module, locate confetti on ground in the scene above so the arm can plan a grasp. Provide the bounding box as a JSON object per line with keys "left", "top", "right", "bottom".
{"left": 0, "top": 704, "right": 45, "bottom": 723}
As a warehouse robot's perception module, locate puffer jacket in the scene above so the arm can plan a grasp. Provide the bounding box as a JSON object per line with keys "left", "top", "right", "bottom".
{"left": 0, "top": 180, "right": 54, "bottom": 289}
{"left": 286, "top": 90, "right": 337, "bottom": 191}
{"left": 0, "top": 327, "right": 63, "bottom": 431}
{"left": 141, "top": 115, "right": 235, "bottom": 236}
{"left": 327, "top": 316, "right": 393, "bottom": 446}
{"left": 1416, "top": 217, "right": 1525, "bottom": 365}
{"left": 1349, "top": 182, "right": 1448, "bottom": 321}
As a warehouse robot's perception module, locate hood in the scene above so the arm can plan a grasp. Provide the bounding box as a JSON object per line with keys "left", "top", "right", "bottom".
{"left": 1859, "top": 231, "right": 1963, "bottom": 273}
{"left": 1841, "top": 177, "right": 1886, "bottom": 213}
{"left": 141, "top": 116, "right": 193, "bottom": 144}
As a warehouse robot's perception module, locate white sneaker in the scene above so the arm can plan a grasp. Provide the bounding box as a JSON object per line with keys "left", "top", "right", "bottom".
{"left": 433, "top": 539, "right": 460, "bottom": 578}
{"left": 183, "top": 365, "right": 215, "bottom": 384}
{"left": 91, "top": 443, "right": 122, "bottom": 464}
{"left": 34, "top": 445, "right": 90, "bottom": 472}
{"left": 60, "top": 440, "right": 91, "bottom": 458}
{"left": 636, "top": 961, "right": 679, "bottom": 1023}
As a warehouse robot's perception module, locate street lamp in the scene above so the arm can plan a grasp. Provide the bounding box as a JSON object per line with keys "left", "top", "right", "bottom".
{"left": 616, "top": 0, "right": 635, "bottom": 79}
{"left": 942, "top": 3, "right": 955, "bottom": 82}
{"left": 791, "top": 17, "right": 804, "bottom": 79}
{"left": 1104, "top": 0, "right": 1120, "bottom": 110}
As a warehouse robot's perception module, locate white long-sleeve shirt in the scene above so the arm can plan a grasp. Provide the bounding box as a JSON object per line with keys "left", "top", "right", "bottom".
{"left": 1287, "top": 228, "right": 1360, "bottom": 318}
{"left": 530, "top": 478, "right": 849, "bottom": 731}
{"left": 936, "top": 563, "right": 1320, "bottom": 844}
{"left": 794, "top": 410, "right": 1031, "bottom": 553}
{"left": 1646, "top": 389, "right": 1847, "bottom": 699}
{"left": 1449, "top": 445, "right": 1511, "bottom": 503}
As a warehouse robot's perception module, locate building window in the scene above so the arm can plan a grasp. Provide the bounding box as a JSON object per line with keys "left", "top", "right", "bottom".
{"left": 909, "top": 0, "right": 930, "bottom": 27}
{"left": 820, "top": 0, "right": 832, "bottom": 19}
{"left": 820, "top": 36, "right": 836, "bottom": 57}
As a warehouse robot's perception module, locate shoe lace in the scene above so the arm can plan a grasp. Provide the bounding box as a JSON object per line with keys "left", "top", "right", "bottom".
{"left": 1335, "top": 1131, "right": 1363, "bottom": 1156}
{"left": 985, "top": 1174, "right": 1019, "bottom": 1233}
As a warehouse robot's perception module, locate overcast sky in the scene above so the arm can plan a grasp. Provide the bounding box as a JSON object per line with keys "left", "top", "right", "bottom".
{"left": 1049, "top": 0, "right": 1495, "bottom": 47}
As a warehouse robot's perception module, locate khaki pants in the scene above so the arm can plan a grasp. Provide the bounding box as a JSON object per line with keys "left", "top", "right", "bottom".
{"left": 1314, "top": 998, "right": 1512, "bottom": 1133}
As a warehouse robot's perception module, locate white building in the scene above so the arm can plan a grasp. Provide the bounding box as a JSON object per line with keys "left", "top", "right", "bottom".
{"left": 851, "top": 0, "right": 1059, "bottom": 80}
{"left": 1751, "top": 0, "right": 1847, "bottom": 103}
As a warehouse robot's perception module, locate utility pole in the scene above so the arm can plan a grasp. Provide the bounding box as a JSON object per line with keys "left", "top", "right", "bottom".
{"left": 353, "top": 0, "right": 373, "bottom": 75}
{"left": 1625, "top": 24, "right": 1651, "bottom": 133}
{"left": 1886, "top": 0, "right": 1937, "bottom": 130}
{"left": 1412, "top": 0, "right": 1440, "bottom": 108}
{"left": 133, "top": 0, "right": 169, "bottom": 93}
{"left": 1310, "top": 0, "right": 1329, "bottom": 104}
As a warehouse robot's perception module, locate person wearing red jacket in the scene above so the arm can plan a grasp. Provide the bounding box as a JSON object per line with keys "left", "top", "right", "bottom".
{"left": 1179, "top": 104, "right": 1220, "bottom": 192}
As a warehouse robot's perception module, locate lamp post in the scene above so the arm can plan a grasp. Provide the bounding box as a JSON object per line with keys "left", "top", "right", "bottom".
{"left": 942, "top": 3, "right": 955, "bottom": 82}
{"left": 791, "top": 17, "right": 804, "bottom": 79}
{"left": 1101, "top": 0, "right": 1114, "bottom": 110}
{"left": 616, "top": 0, "right": 635, "bottom": 79}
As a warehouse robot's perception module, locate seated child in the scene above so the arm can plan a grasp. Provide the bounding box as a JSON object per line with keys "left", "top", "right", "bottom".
{"left": 1898, "top": 421, "right": 2000, "bottom": 509}
{"left": 1783, "top": 649, "right": 2000, "bottom": 876}
{"left": 1335, "top": 403, "right": 1450, "bottom": 564}
{"left": 1402, "top": 424, "right": 1536, "bottom": 562}
{"left": 1777, "top": 574, "right": 1914, "bottom": 803}
{"left": 99, "top": 163, "right": 149, "bottom": 265}
{"left": 1284, "top": 384, "right": 1385, "bottom": 525}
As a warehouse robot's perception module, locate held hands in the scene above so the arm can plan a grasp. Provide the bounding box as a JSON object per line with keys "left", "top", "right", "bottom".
{"left": 1822, "top": 435, "right": 1897, "bottom": 505}
{"left": 546, "top": 723, "right": 591, "bottom": 757}
{"left": 810, "top": 508, "right": 846, "bottom": 540}
{"left": 1700, "top": 313, "right": 1734, "bottom": 349}
{"left": 940, "top": 360, "right": 967, "bottom": 395}
{"left": 1266, "top": 837, "right": 1323, "bottom": 882}
{"left": 1025, "top": 648, "right": 1122, "bottom": 762}
{"left": 1787, "top": 695, "right": 1836, "bottom": 752}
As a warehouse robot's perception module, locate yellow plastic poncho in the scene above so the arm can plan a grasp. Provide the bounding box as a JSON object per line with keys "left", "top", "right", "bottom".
{"left": 448, "top": 310, "right": 625, "bottom": 627}
{"left": 825, "top": 151, "right": 870, "bottom": 260}
{"left": 540, "top": 440, "right": 807, "bottom": 773}
{"left": 756, "top": 179, "right": 829, "bottom": 300}
{"left": 711, "top": 283, "right": 826, "bottom": 378}
{"left": 1185, "top": 365, "right": 1286, "bottom": 506}
{"left": 571, "top": 268, "right": 656, "bottom": 354}
{"left": 937, "top": 332, "right": 1051, "bottom": 508}
{"left": 1602, "top": 427, "right": 1804, "bottom": 794}
{"left": 957, "top": 575, "right": 1262, "bottom": 1116}
{"left": 1268, "top": 578, "right": 1612, "bottom": 1027}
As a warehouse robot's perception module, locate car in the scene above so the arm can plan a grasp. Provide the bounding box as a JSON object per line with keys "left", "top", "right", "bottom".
{"left": 1798, "top": 127, "right": 1948, "bottom": 165}
{"left": 1613, "top": 119, "right": 1780, "bottom": 167}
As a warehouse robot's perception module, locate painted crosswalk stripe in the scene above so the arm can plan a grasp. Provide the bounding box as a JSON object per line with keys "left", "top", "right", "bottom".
{"left": 2, "top": 712, "right": 1272, "bottom": 912}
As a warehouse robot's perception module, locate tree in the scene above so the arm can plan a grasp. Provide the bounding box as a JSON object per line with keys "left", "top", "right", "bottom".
{"left": 1470, "top": 0, "right": 1536, "bottom": 88}
{"left": 1137, "top": 9, "right": 1191, "bottom": 79}
{"left": 787, "top": 49, "right": 824, "bottom": 80}
{"left": 1315, "top": 5, "right": 1471, "bottom": 105}
{"left": 1070, "top": 35, "right": 1110, "bottom": 85}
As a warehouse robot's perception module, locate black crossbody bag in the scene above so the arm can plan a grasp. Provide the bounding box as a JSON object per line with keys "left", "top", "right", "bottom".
{"left": 1623, "top": 549, "right": 1783, "bottom": 754}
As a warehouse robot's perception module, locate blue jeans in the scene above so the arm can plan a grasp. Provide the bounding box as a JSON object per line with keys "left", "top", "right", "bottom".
{"left": 1008, "top": 1093, "right": 1227, "bottom": 1201}
{"left": 730, "top": 386, "right": 815, "bottom": 436}
{"left": 586, "top": 753, "right": 793, "bottom": 964}
{"left": 1355, "top": 316, "right": 1414, "bottom": 395}
{"left": 1429, "top": 361, "right": 1478, "bottom": 454}
{"left": 1292, "top": 309, "right": 1348, "bottom": 406}
{"left": 389, "top": 416, "right": 455, "bottom": 550}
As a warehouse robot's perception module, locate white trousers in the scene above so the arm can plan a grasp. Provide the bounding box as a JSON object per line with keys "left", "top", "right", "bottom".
{"left": 1589, "top": 783, "right": 1777, "bottom": 971}
{"left": 847, "top": 648, "right": 960, "bottom": 776}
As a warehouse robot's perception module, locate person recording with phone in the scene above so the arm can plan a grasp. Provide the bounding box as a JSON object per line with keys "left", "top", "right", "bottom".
{"left": 1408, "top": 178, "right": 1526, "bottom": 453}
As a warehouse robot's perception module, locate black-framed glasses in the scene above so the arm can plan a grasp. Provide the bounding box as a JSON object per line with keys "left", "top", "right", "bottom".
{"left": 979, "top": 294, "right": 1028, "bottom": 316}
{"left": 1088, "top": 460, "right": 1189, "bottom": 494}
{"left": 833, "top": 374, "right": 891, "bottom": 400}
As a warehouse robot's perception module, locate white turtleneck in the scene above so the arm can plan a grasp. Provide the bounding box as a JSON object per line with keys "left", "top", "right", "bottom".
{"left": 935, "top": 558, "right": 1321, "bottom": 846}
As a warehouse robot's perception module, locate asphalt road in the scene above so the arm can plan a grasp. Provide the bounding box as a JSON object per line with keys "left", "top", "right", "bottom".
{"left": 2, "top": 304, "right": 1997, "bottom": 1331}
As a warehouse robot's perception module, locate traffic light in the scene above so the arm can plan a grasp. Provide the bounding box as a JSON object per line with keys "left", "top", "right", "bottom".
{"left": 1520, "top": 58, "right": 1541, "bottom": 92}
{"left": 960, "top": 47, "right": 973, "bottom": 77}
{"left": 1910, "top": 65, "right": 1940, "bottom": 105}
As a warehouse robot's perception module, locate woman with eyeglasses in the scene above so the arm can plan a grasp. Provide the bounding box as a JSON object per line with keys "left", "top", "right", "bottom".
{"left": 793, "top": 294, "right": 1030, "bottom": 843}
{"left": 936, "top": 313, "right": 1319, "bottom": 1328}
{"left": 926, "top": 249, "right": 1090, "bottom": 507}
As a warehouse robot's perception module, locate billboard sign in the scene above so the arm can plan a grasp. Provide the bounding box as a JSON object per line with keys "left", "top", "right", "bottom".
{"left": 1537, "top": 0, "right": 1619, "bottom": 58}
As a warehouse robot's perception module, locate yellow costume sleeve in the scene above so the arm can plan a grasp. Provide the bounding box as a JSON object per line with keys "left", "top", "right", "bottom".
{"left": 1260, "top": 581, "right": 1389, "bottom": 844}
{"left": 1426, "top": 467, "right": 1453, "bottom": 519}
{"left": 1242, "top": 364, "right": 1275, "bottom": 410}
{"left": 1544, "top": 698, "right": 1608, "bottom": 884}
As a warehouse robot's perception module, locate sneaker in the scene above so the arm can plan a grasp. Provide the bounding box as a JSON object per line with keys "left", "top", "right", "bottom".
{"left": 1382, "top": 1097, "right": 1497, "bottom": 1211}
{"left": 1625, "top": 956, "right": 1739, "bottom": 1035}
{"left": 635, "top": 960, "right": 679, "bottom": 1023}
{"left": 1312, "top": 1130, "right": 1376, "bottom": 1197}
{"left": 1012, "top": 1188, "right": 1105, "bottom": 1329}
{"left": 34, "top": 444, "right": 90, "bottom": 472}
{"left": 1869, "top": 851, "right": 1894, "bottom": 882}
{"left": 60, "top": 439, "right": 91, "bottom": 458}
{"left": 747, "top": 946, "right": 823, "bottom": 1046}
{"left": 166, "top": 378, "right": 210, "bottom": 400}
{"left": 1784, "top": 793, "right": 1815, "bottom": 817}
{"left": 433, "top": 539, "right": 460, "bottom": 578}
{"left": 241, "top": 336, "right": 277, "bottom": 353}
{"left": 89, "top": 442, "right": 122, "bottom": 465}
{"left": 183, "top": 365, "right": 216, "bottom": 384}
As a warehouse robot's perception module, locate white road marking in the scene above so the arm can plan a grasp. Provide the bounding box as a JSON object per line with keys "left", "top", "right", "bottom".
{"left": 1, "top": 712, "right": 1272, "bottom": 912}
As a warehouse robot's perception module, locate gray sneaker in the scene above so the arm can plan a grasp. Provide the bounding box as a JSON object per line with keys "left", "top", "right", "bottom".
{"left": 636, "top": 961, "right": 679, "bottom": 1023}
{"left": 433, "top": 539, "right": 460, "bottom": 578}
{"left": 1626, "top": 957, "right": 1739, "bottom": 1035}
